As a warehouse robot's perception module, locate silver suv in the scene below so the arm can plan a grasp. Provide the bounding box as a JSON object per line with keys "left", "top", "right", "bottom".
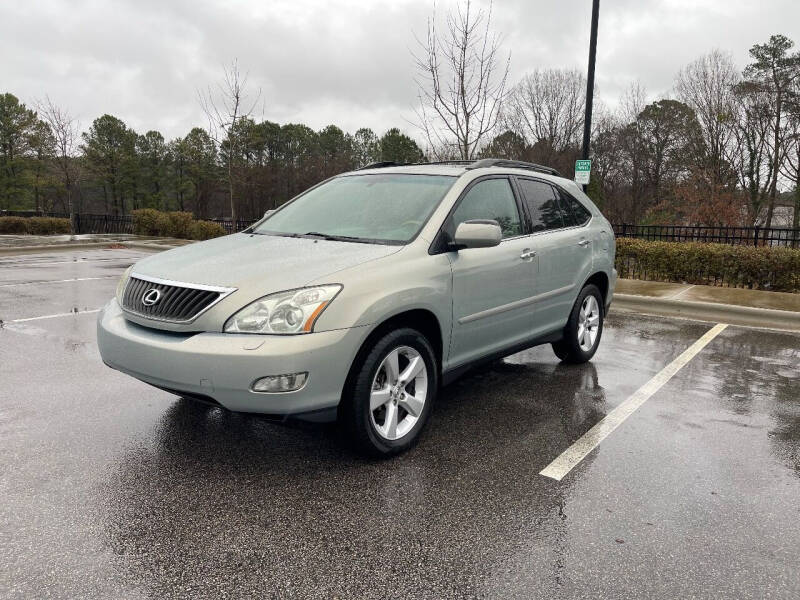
{"left": 98, "top": 159, "right": 616, "bottom": 456}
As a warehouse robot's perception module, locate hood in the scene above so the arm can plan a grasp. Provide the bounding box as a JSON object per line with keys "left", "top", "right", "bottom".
{"left": 132, "top": 233, "right": 401, "bottom": 291}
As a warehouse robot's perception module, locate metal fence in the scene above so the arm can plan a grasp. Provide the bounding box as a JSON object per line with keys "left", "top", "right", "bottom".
{"left": 0, "top": 211, "right": 257, "bottom": 235}
{"left": 613, "top": 223, "right": 800, "bottom": 247}
{"left": 72, "top": 214, "right": 135, "bottom": 234}
{"left": 206, "top": 218, "right": 258, "bottom": 234}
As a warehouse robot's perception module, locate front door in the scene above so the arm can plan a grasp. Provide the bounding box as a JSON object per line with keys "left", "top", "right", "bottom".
{"left": 447, "top": 177, "right": 536, "bottom": 369}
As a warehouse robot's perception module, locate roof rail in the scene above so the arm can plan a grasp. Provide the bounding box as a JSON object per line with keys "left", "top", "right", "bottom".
{"left": 466, "top": 158, "right": 561, "bottom": 177}
{"left": 358, "top": 161, "right": 401, "bottom": 170}
{"left": 425, "top": 160, "right": 475, "bottom": 166}
{"left": 358, "top": 160, "right": 474, "bottom": 170}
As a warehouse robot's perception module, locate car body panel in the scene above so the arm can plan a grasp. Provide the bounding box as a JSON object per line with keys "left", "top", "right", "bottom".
{"left": 446, "top": 236, "right": 537, "bottom": 369}
{"left": 530, "top": 225, "right": 593, "bottom": 334}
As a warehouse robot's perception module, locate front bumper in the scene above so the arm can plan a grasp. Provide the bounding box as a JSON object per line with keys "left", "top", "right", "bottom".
{"left": 97, "top": 300, "right": 367, "bottom": 416}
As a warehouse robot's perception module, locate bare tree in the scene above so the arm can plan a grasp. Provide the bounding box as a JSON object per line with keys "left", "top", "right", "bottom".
{"left": 36, "top": 96, "right": 80, "bottom": 234}
{"left": 198, "top": 60, "right": 260, "bottom": 220}
{"left": 675, "top": 50, "right": 740, "bottom": 193}
{"left": 413, "top": 0, "right": 510, "bottom": 160}
{"left": 730, "top": 83, "right": 774, "bottom": 224}
{"left": 503, "top": 68, "right": 586, "bottom": 164}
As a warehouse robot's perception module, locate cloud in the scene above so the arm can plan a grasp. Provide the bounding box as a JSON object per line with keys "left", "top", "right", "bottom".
{"left": 2, "top": 0, "right": 798, "bottom": 140}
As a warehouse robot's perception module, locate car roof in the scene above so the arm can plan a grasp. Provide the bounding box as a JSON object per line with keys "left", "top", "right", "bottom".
{"left": 341, "top": 161, "right": 578, "bottom": 191}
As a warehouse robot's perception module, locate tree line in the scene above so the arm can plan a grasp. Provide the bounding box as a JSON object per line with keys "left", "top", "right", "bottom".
{"left": 0, "top": 94, "right": 425, "bottom": 220}
{"left": 1, "top": 0, "right": 798, "bottom": 227}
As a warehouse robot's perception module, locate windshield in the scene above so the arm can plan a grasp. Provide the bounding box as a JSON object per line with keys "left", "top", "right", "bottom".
{"left": 252, "top": 174, "right": 456, "bottom": 243}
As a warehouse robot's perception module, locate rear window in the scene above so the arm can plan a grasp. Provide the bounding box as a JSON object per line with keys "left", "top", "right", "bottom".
{"left": 560, "top": 191, "right": 592, "bottom": 226}
{"left": 516, "top": 179, "right": 564, "bottom": 232}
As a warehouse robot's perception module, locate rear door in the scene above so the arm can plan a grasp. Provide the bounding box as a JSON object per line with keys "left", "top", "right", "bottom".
{"left": 515, "top": 178, "right": 593, "bottom": 335}
{"left": 446, "top": 177, "right": 537, "bottom": 368}
{"left": 555, "top": 188, "right": 595, "bottom": 304}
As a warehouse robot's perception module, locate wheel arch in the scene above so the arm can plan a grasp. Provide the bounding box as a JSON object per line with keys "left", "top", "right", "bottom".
{"left": 583, "top": 271, "right": 609, "bottom": 308}
{"left": 340, "top": 309, "right": 444, "bottom": 403}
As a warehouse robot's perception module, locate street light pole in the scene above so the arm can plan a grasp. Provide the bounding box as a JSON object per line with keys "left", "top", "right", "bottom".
{"left": 581, "top": 0, "right": 600, "bottom": 191}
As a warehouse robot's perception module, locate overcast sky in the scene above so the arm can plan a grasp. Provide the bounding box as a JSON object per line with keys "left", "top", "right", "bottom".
{"left": 2, "top": 0, "right": 799, "bottom": 142}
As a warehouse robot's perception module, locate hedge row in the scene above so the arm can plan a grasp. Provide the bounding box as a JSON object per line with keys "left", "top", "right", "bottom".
{"left": 0, "top": 216, "right": 72, "bottom": 235}
{"left": 131, "top": 209, "right": 227, "bottom": 240}
{"left": 616, "top": 238, "right": 800, "bottom": 292}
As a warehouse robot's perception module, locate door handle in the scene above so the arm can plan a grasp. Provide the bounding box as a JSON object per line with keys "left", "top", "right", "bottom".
{"left": 578, "top": 239, "right": 591, "bottom": 247}
{"left": 520, "top": 249, "right": 537, "bottom": 259}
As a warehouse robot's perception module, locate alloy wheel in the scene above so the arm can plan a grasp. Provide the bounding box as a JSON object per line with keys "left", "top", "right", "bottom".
{"left": 577, "top": 295, "right": 600, "bottom": 352}
{"left": 369, "top": 346, "right": 428, "bottom": 441}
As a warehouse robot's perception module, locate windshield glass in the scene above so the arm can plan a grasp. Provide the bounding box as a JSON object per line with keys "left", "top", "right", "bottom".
{"left": 252, "top": 174, "right": 456, "bottom": 243}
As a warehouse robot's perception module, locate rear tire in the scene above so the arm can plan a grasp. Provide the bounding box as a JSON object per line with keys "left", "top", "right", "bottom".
{"left": 339, "top": 328, "right": 438, "bottom": 457}
{"left": 551, "top": 284, "right": 604, "bottom": 364}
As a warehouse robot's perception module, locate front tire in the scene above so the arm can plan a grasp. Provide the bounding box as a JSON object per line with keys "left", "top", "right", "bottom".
{"left": 552, "top": 284, "right": 604, "bottom": 364}
{"left": 339, "top": 328, "right": 438, "bottom": 457}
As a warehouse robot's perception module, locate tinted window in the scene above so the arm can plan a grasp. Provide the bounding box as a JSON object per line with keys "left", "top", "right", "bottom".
{"left": 450, "top": 178, "right": 521, "bottom": 239}
{"left": 517, "top": 179, "right": 563, "bottom": 232}
{"left": 561, "top": 191, "right": 592, "bottom": 226}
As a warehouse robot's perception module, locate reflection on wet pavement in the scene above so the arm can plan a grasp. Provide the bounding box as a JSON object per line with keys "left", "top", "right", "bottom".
{"left": 0, "top": 249, "right": 798, "bottom": 599}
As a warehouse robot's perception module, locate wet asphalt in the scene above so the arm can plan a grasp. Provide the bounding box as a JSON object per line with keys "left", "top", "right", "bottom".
{"left": 0, "top": 248, "right": 798, "bottom": 599}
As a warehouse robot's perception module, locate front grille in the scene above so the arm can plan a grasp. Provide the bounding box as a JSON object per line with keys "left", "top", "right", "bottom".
{"left": 122, "top": 275, "right": 234, "bottom": 323}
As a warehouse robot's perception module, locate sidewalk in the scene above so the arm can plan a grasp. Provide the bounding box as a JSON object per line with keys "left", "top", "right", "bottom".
{"left": 614, "top": 279, "right": 800, "bottom": 332}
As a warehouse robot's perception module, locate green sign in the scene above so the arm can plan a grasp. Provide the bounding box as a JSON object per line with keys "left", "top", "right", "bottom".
{"left": 575, "top": 159, "right": 591, "bottom": 185}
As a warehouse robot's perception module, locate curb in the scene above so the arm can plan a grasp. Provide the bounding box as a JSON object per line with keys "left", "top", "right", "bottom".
{"left": 612, "top": 293, "right": 800, "bottom": 332}
{"left": 121, "top": 241, "right": 187, "bottom": 252}
{"left": 0, "top": 242, "right": 123, "bottom": 256}
{"left": 0, "top": 241, "right": 184, "bottom": 256}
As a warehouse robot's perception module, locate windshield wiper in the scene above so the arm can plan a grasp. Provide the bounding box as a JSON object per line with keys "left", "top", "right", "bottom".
{"left": 303, "top": 232, "right": 368, "bottom": 243}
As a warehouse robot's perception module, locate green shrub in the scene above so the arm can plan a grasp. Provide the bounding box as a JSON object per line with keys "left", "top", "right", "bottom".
{"left": 0, "top": 216, "right": 30, "bottom": 234}
{"left": 615, "top": 238, "right": 800, "bottom": 292}
{"left": 132, "top": 209, "right": 227, "bottom": 240}
{"left": 131, "top": 208, "right": 170, "bottom": 236}
{"left": 188, "top": 220, "right": 227, "bottom": 240}
{"left": 26, "top": 217, "right": 71, "bottom": 235}
{"left": 163, "top": 211, "right": 194, "bottom": 238}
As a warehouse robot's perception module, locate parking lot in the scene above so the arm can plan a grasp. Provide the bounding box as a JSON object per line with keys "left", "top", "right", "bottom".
{"left": 1, "top": 247, "right": 798, "bottom": 599}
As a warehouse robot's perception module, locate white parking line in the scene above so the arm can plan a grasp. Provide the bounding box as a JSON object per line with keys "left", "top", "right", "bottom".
{"left": 5, "top": 309, "right": 101, "bottom": 324}
{"left": 0, "top": 276, "right": 116, "bottom": 288}
{"left": 669, "top": 284, "right": 696, "bottom": 300}
{"left": 540, "top": 323, "right": 728, "bottom": 481}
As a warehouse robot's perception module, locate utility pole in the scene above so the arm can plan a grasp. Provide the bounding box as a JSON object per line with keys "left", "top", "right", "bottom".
{"left": 581, "top": 0, "right": 600, "bottom": 191}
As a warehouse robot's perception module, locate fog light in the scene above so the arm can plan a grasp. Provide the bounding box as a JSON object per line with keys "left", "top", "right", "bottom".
{"left": 251, "top": 372, "right": 308, "bottom": 393}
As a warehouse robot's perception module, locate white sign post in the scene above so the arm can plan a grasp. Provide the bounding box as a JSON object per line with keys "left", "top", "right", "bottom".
{"left": 575, "top": 159, "right": 591, "bottom": 186}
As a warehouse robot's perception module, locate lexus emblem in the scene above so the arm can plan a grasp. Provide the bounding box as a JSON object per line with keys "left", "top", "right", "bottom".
{"left": 141, "top": 289, "right": 162, "bottom": 307}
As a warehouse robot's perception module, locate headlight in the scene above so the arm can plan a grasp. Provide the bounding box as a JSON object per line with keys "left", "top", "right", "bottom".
{"left": 116, "top": 266, "right": 133, "bottom": 304}
{"left": 224, "top": 285, "right": 342, "bottom": 335}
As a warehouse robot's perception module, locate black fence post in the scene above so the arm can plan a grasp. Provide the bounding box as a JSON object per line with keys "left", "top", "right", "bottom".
{"left": 753, "top": 226, "right": 760, "bottom": 247}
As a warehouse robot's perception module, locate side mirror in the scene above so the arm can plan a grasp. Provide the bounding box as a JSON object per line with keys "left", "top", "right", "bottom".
{"left": 453, "top": 220, "right": 502, "bottom": 249}
{"left": 263, "top": 210, "right": 275, "bottom": 218}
